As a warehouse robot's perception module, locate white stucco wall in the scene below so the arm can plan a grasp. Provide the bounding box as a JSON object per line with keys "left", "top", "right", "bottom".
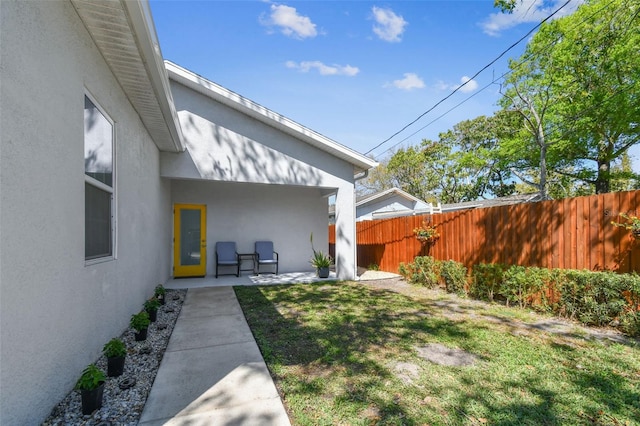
{"left": 172, "top": 180, "right": 329, "bottom": 275}
{"left": 162, "top": 79, "right": 358, "bottom": 279}
{"left": 0, "top": 2, "right": 171, "bottom": 423}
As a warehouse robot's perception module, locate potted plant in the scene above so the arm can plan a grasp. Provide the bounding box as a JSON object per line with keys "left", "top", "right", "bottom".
{"left": 102, "top": 338, "right": 127, "bottom": 377}
{"left": 144, "top": 297, "right": 160, "bottom": 323}
{"left": 310, "top": 250, "right": 332, "bottom": 278}
{"left": 309, "top": 232, "right": 332, "bottom": 278}
{"left": 75, "top": 364, "right": 106, "bottom": 415}
{"left": 413, "top": 221, "right": 440, "bottom": 245}
{"left": 611, "top": 213, "right": 640, "bottom": 238}
{"left": 130, "top": 311, "right": 150, "bottom": 341}
{"left": 154, "top": 284, "right": 166, "bottom": 305}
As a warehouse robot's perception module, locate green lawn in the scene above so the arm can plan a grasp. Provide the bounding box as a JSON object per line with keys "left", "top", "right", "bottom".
{"left": 235, "top": 281, "right": 640, "bottom": 425}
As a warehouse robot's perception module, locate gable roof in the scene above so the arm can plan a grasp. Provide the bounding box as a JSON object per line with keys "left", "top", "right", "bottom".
{"left": 356, "top": 188, "right": 426, "bottom": 207}
{"left": 70, "top": 0, "right": 183, "bottom": 153}
{"left": 165, "top": 61, "right": 378, "bottom": 175}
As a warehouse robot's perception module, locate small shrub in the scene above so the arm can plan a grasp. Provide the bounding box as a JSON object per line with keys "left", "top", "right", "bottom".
{"left": 619, "top": 310, "right": 640, "bottom": 337}
{"left": 102, "top": 338, "right": 127, "bottom": 358}
{"left": 144, "top": 297, "right": 160, "bottom": 312}
{"left": 470, "top": 263, "right": 507, "bottom": 302}
{"left": 75, "top": 364, "right": 106, "bottom": 391}
{"left": 130, "top": 311, "right": 150, "bottom": 332}
{"left": 368, "top": 263, "right": 380, "bottom": 271}
{"left": 399, "top": 256, "right": 440, "bottom": 288}
{"left": 560, "top": 270, "right": 628, "bottom": 326}
{"left": 439, "top": 260, "right": 467, "bottom": 296}
{"left": 500, "top": 266, "right": 552, "bottom": 310}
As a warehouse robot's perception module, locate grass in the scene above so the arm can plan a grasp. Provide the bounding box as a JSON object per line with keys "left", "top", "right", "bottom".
{"left": 235, "top": 281, "right": 640, "bottom": 426}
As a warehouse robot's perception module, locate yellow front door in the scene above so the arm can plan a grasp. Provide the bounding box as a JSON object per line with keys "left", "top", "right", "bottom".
{"left": 173, "top": 204, "right": 206, "bottom": 277}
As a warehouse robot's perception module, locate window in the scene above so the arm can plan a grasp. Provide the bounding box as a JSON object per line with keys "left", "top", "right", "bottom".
{"left": 84, "top": 95, "right": 115, "bottom": 260}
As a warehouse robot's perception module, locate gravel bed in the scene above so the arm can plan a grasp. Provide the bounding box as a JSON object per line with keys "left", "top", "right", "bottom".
{"left": 42, "top": 289, "right": 186, "bottom": 426}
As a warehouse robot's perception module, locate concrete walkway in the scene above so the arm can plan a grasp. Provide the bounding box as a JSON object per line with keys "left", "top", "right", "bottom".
{"left": 139, "top": 286, "right": 291, "bottom": 425}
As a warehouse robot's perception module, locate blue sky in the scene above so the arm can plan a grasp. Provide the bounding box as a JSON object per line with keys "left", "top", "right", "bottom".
{"left": 149, "top": 0, "right": 586, "bottom": 162}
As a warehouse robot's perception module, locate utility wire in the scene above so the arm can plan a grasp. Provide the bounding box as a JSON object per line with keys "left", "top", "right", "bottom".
{"left": 370, "top": 0, "right": 623, "bottom": 160}
{"left": 365, "top": 0, "right": 573, "bottom": 156}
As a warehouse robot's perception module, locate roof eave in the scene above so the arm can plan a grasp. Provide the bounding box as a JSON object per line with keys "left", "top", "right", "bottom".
{"left": 71, "top": 0, "right": 184, "bottom": 153}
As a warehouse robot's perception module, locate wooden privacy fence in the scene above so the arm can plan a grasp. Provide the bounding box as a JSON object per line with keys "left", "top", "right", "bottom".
{"left": 329, "top": 190, "right": 640, "bottom": 275}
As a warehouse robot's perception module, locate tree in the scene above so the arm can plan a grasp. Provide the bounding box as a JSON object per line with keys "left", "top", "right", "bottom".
{"left": 499, "top": 0, "right": 640, "bottom": 194}
{"left": 540, "top": 0, "right": 640, "bottom": 193}
{"left": 362, "top": 114, "right": 518, "bottom": 204}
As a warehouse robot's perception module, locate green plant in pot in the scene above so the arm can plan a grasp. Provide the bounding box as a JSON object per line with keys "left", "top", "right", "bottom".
{"left": 309, "top": 233, "right": 332, "bottom": 278}
{"left": 154, "top": 284, "right": 166, "bottom": 305}
{"left": 144, "top": 297, "right": 160, "bottom": 323}
{"left": 130, "top": 311, "right": 150, "bottom": 341}
{"left": 75, "top": 364, "right": 106, "bottom": 415}
{"left": 102, "top": 338, "right": 127, "bottom": 377}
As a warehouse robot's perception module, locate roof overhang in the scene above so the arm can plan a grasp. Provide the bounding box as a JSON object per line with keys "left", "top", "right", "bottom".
{"left": 70, "top": 0, "right": 184, "bottom": 152}
{"left": 165, "top": 61, "right": 378, "bottom": 175}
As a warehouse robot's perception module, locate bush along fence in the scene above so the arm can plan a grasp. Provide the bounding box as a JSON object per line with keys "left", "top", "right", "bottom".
{"left": 398, "top": 256, "right": 640, "bottom": 337}
{"left": 329, "top": 190, "right": 640, "bottom": 275}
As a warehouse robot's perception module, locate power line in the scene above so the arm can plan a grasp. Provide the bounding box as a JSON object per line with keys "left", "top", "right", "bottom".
{"left": 364, "top": 0, "right": 573, "bottom": 157}
{"left": 370, "top": 0, "right": 622, "bottom": 160}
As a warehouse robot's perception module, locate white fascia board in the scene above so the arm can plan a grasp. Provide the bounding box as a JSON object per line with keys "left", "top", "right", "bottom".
{"left": 123, "top": 1, "right": 185, "bottom": 152}
{"left": 165, "top": 61, "right": 377, "bottom": 173}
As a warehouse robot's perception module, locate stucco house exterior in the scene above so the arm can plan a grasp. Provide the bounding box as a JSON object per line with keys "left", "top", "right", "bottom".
{"left": 0, "top": 0, "right": 376, "bottom": 423}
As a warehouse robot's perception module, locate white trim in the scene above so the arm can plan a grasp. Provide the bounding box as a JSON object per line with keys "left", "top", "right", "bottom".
{"left": 83, "top": 91, "right": 117, "bottom": 263}
{"left": 121, "top": 0, "right": 185, "bottom": 152}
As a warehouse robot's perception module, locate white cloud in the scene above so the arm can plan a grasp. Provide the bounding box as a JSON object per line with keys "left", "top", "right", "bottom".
{"left": 286, "top": 60, "right": 360, "bottom": 76}
{"left": 435, "top": 76, "right": 479, "bottom": 93}
{"left": 262, "top": 4, "right": 317, "bottom": 39}
{"left": 457, "top": 76, "right": 479, "bottom": 93}
{"left": 386, "top": 73, "right": 425, "bottom": 91}
{"left": 481, "top": 0, "right": 584, "bottom": 36}
{"left": 371, "top": 6, "right": 407, "bottom": 42}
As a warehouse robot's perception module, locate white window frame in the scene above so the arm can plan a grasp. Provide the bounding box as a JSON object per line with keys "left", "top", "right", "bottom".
{"left": 84, "top": 91, "right": 117, "bottom": 264}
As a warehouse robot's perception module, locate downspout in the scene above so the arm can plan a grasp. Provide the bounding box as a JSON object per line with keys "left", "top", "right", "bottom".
{"left": 354, "top": 169, "right": 369, "bottom": 181}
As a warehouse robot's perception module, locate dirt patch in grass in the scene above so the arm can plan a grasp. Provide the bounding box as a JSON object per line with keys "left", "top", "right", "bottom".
{"left": 416, "top": 343, "right": 480, "bottom": 366}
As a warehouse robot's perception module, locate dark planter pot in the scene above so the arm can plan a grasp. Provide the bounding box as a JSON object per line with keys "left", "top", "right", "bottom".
{"left": 317, "top": 267, "right": 330, "bottom": 278}
{"left": 107, "top": 355, "right": 125, "bottom": 377}
{"left": 134, "top": 328, "right": 148, "bottom": 341}
{"left": 80, "top": 382, "right": 104, "bottom": 415}
{"left": 146, "top": 309, "right": 157, "bottom": 322}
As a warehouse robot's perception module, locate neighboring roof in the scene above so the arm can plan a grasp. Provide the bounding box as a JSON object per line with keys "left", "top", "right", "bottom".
{"left": 165, "top": 61, "right": 378, "bottom": 175}
{"left": 441, "top": 193, "right": 542, "bottom": 212}
{"left": 356, "top": 188, "right": 425, "bottom": 207}
{"left": 71, "top": 0, "right": 184, "bottom": 153}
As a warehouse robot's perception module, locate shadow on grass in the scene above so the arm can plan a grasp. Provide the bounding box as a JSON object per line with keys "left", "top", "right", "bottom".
{"left": 235, "top": 282, "right": 640, "bottom": 425}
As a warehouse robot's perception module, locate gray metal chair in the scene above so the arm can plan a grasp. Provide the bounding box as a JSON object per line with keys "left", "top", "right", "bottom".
{"left": 215, "top": 241, "right": 239, "bottom": 278}
{"left": 254, "top": 241, "right": 278, "bottom": 275}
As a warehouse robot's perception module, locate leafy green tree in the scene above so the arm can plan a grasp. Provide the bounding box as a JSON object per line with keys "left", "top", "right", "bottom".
{"left": 499, "top": 0, "right": 640, "bottom": 194}
{"left": 541, "top": 0, "right": 640, "bottom": 193}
